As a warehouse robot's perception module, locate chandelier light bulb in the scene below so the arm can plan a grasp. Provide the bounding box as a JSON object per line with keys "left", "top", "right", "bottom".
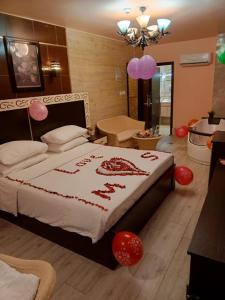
{"left": 147, "top": 25, "right": 159, "bottom": 38}
{"left": 116, "top": 6, "right": 172, "bottom": 50}
{"left": 136, "top": 14, "right": 150, "bottom": 28}
{"left": 117, "top": 20, "right": 130, "bottom": 34}
{"left": 147, "top": 25, "right": 158, "bottom": 32}
{"left": 157, "top": 19, "right": 171, "bottom": 31}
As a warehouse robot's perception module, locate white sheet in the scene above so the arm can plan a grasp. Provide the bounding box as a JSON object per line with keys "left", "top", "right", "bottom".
{"left": 0, "top": 143, "right": 173, "bottom": 242}
{"left": 0, "top": 144, "right": 100, "bottom": 215}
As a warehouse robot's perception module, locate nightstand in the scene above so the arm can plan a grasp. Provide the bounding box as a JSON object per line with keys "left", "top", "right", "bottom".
{"left": 88, "top": 134, "right": 107, "bottom": 145}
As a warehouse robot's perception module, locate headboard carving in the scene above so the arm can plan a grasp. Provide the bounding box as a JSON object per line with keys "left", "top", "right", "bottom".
{"left": 0, "top": 93, "right": 91, "bottom": 127}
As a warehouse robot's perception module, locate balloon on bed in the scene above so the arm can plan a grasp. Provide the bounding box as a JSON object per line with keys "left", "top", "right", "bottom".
{"left": 112, "top": 231, "right": 143, "bottom": 266}
{"left": 29, "top": 101, "right": 48, "bottom": 121}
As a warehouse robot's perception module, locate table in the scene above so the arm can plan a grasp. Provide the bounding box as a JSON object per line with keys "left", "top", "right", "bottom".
{"left": 132, "top": 135, "right": 161, "bottom": 150}
{"left": 187, "top": 162, "right": 225, "bottom": 299}
{"left": 209, "top": 131, "right": 225, "bottom": 184}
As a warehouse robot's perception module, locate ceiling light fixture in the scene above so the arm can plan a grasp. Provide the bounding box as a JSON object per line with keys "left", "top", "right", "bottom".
{"left": 117, "top": 6, "right": 171, "bottom": 50}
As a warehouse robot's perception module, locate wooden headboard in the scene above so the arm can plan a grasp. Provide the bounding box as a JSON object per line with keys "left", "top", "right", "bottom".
{"left": 0, "top": 109, "right": 32, "bottom": 144}
{"left": 0, "top": 93, "right": 90, "bottom": 144}
{"left": 30, "top": 101, "right": 86, "bottom": 141}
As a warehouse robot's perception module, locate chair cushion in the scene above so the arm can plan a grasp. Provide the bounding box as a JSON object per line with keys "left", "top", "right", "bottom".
{"left": 117, "top": 129, "right": 139, "bottom": 142}
{"left": 0, "top": 260, "right": 39, "bottom": 300}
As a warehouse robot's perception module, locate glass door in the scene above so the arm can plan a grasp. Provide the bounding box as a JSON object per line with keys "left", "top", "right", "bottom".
{"left": 157, "top": 62, "right": 173, "bottom": 135}
{"left": 127, "top": 61, "right": 174, "bottom": 135}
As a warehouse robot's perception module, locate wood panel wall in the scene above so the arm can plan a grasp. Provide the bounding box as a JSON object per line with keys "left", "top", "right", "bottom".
{"left": 0, "top": 13, "right": 71, "bottom": 100}
{"left": 67, "top": 28, "right": 141, "bottom": 127}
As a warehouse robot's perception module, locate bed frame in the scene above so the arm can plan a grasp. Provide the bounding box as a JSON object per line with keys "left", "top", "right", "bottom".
{"left": 0, "top": 96, "right": 175, "bottom": 269}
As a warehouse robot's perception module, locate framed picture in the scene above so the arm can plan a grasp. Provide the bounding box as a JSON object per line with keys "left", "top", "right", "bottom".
{"left": 3, "top": 37, "right": 44, "bottom": 92}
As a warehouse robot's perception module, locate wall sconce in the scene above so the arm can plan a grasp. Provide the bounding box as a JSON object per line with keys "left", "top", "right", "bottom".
{"left": 42, "top": 61, "right": 61, "bottom": 77}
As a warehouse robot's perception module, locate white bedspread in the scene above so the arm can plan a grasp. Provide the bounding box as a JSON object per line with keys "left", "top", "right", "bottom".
{"left": 0, "top": 143, "right": 173, "bottom": 242}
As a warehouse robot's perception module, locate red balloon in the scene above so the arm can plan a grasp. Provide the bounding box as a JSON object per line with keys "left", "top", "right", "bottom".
{"left": 175, "top": 166, "right": 193, "bottom": 185}
{"left": 29, "top": 101, "right": 48, "bottom": 121}
{"left": 112, "top": 231, "right": 143, "bottom": 266}
{"left": 175, "top": 126, "right": 188, "bottom": 138}
{"left": 181, "top": 125, "right": 189, "bottom": 135}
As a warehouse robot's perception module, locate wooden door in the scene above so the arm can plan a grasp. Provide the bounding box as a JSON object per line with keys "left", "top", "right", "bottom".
{"left": 138, "top": 66, "right": 160, "bottom": 129}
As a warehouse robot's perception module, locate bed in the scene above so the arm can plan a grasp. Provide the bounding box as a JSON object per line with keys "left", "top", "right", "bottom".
{"left": 0, "top": 96, "right": 175, "bottom": 269}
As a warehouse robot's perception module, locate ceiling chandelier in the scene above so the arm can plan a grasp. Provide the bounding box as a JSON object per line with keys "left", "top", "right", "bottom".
{"left": 117, "top": 6, "right": 171, "bottom": 50}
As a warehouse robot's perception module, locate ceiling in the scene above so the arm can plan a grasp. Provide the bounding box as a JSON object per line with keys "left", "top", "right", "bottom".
{"left": 0, "top": 0, "right": 225, "bottom": 43}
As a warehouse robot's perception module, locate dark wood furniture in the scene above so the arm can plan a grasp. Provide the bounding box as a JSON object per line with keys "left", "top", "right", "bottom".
{"left": 187, "top": 162, "right": 225, "bottom": 299}
{"left": 0, "top": 100, "right": 175, "bottom": 269}
{"left": 30, "top": 101, "right": 86, "bottom": 141}
{"left": 0, "top": 12, "right": 70, "bottom": 100}
{"left": 209, "top": 131, "right": 225, "bottom": 184}
{"left": 0, "top": 108, "right": 32, "bottom": 143}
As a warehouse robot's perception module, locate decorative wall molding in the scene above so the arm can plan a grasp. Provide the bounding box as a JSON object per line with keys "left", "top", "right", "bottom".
{"left": 0, "top": 93, "right": 91, "bottom": 127}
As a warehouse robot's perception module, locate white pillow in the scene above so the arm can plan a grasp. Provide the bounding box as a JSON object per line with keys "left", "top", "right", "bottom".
{"left": 41, "top": 125, "right": 88, "bottom": 145}
{"left": 48, "top": 137, "right": 88, "bottom": 153}
{"left": 0, "top": 153, "right": 48, "bottom": 176}
{"left": 0, "top": 141, "right": 48, "bottom": 166}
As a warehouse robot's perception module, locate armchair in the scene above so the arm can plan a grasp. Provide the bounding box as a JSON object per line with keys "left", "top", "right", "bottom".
{"left": 97, "top": 115, "right": 145, "bottom": 147}
{"left": 0, "top": 254, "right": 56, "bottom": 300}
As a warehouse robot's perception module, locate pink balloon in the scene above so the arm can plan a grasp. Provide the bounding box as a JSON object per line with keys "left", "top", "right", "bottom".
{"left": 141, "top": 65, "right": 157, "bottom": 80}
{"left": 139, "top": 55, "right": 157, "bottom": 79}
{"left": 127, "top": 58, "right": 140, "bottom": 79}
{"left": 29, "top": 101, "right": 48, "bottom": 121}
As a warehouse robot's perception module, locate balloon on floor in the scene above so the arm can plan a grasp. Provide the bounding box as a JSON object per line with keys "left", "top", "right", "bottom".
{"left": 181, "top": 125, "right": 189, "bottom": 135}
{"left": 29, "top": 101, "right": 48, "bottom": 121}
{"left": 112, "top": 231, "right": 143, "bottom": 266}
{"left": 175, "top": 166, "right": 193, "bottom": 185}
{"left": 175, "top": 126, "right": 188, "bottom": 138}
